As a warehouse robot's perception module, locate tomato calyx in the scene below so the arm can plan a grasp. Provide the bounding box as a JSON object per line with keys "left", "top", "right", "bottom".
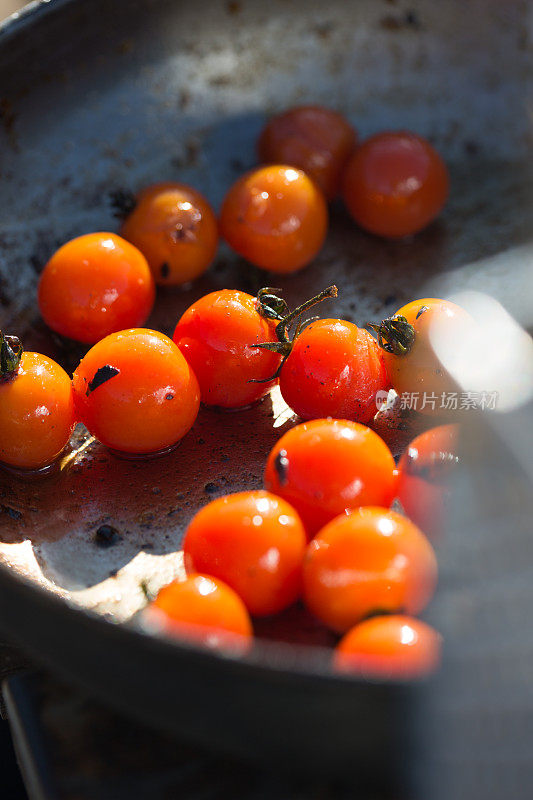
{"left": 109, "top": 188, "right": 137, "bottom": 219}
{"left": 0, "top": 331, "right": 23, "bottom": 380}
{"left": 367, "top": 314, "right": 415, "bottom": 356}
{"left": 251, "top": 284, "right": 338, "bottom": 382}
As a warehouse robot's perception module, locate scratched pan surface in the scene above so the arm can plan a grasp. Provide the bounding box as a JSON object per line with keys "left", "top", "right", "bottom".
{"left": 0, "top": 0, "right": 531, "bottom": 789}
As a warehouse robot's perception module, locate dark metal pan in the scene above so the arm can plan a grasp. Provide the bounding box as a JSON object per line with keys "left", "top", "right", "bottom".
{"left": 0, "top": 0, "right": 531, "bottom": 794}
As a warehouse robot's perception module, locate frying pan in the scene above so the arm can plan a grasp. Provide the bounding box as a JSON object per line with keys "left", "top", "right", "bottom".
{"left": 0, "top": 0, "right": 532, "bottom": 794}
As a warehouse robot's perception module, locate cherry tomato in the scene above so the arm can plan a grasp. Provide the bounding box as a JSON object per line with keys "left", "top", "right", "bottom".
{"left": 342, "top": 132, "right": 449, "bottom": 238}
{"left": 371, "top": 298, "right": 471, "bottom": 408}
{"left": 264, "top": 419, "right": 397, "bottom": 538}
{"left": 334, "top": 615, "right": 441, "bottom": 678}
{"left": 173, "top": 289, "right": 281, "bottom": 408}
{"left": 183, "top": 491, "right": 306, "bottom": 616}
{"left": 146, "top": 574, "right": 252, "bottom": 653}
{"left": 219, "top": 165, "right": 328, "bottom": 273}
{"left": 72, "top": 329, "right": 199, "bottom": 454}
{"left": 0, "top": 334, "right": 75, "bottom": 470}
{"left": 303, "top": 507, "right": 438, "bottom": 633}
{"left": 258, "top": 106, "right": 357, "bottom": 200}
{"left": 38, "top": 233, "right": 155, "bottom": 344}
{"left": 397, "top": 424, "right": 459, "bottom": 539}
{"left": 279, "top": 319, "right": 389, "bottom": 423}
{"left": 119, "top": 182, "right": 218, "bottom": 286}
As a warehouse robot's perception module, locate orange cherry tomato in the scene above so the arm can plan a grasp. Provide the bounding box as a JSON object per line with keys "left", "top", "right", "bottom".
{"left": 173, "top": 289, "right": 281, "bottom": 408}
{"left": 120, "top": 182, "right": 218, "bottom": 286}
{"left": 279, "top": 319, "right": 389, "bottom": 423}
{"left": 372, "top": 298, "right": 471, "bottom": 409}
{"left": 342, "top": 131, "right": 449, "bottom": 238}
{"left": 258, "top": 106, "right": 357, "bottom": 200}
{"left": 303, "top": 507, "right": 438, "bottom": 633}
{"left": 146, "top": 574, "right": 252, "bottom": 653}
{"left": 0, "top": 336, "right": 75, "bottom": 470}
{"left": 264, "top": 419, "right": 397, "bottom": 538}
{"left": 38, "top": 233, "right": 155, "bottom": 344}
{"left": 183, "top": 491, "right": 307, "bottom": 616}
{"left": 219, "top": 165, "right": 328, "bottom": 274}
{"left": 334, "top": 615, "right": 441, "bottom": 679}
{"left": 72, "top": 329, "right": 199, "bottom": 454}
{"left": 397, "top": 424, "right": 459, "bottom": 539}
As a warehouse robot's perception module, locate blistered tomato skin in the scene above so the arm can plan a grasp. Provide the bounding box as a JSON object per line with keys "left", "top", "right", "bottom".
{"left": 343, "top": 131, "right": 449, "bottom": 238}
{"left": 72, "top": 329, "right": 199, "bottom": 454}
{"left": 173, "top": 290, "right": 281, "bottom": 408}
{"left": 147, "top": 574, "right": 252, "bottom": 654}
{"left": 258, "top": 106, "right": 357, "bottom": 200}
{"left": 120, "top": 183, "right": 218, "bottom": 286}
{"left": 38, "top": 233, "right": 155, "bottom": 344}
{"left": 303, "top": 507, "right": 438, "bottom": 634}
{"left": 264, "top": 419, "right": 397, "bottom": 538}
{"left": 335, "top": 615, "right": 442, "bottom": 678}
{"left": 279, "top": 319, "right": 389, "bottom": 423}
{"left": 219, "top": 165, "right": 328, "bottom": 274}
{"left": 376, "top": 298, "right": 471, "bottom": 405}
{"left": 397, "top": 424, "right": 460, "bottom": 539}
{"left": 0, "top": 352, "right": 75, "bottom": 470}
{"left": 183, "top": 491, "right": 307, "bottom": 616}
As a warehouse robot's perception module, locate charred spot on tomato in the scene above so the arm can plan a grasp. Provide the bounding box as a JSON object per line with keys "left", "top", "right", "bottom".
{"left": 109, "top": 188, "right": 137, "bottom": 219}
{"left": 160, "top": 262, "right": 170, "bottom": 279}
{"left": 274, "top": 448, "right": 289, "bottom": 486}
{"left": 86, "top": 365, "right": 120, "bottom": 396}
{"left": 165, "top": 392, "right": 174, "bottom": 400}
{"left": 416, "top": 305, "right": 429, "bottom": 320}
{"left": 94, "top": 524, "right": 122, "bottom": 548}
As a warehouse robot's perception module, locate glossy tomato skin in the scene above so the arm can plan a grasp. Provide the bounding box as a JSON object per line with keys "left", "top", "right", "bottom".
{"left": 72, "top": 329, "right": 199, "bottom": 454}
{"left": 303, "top": 507, "right": 438, "bottom": 633}
{"left": 382, "top": 298, "right": 470, "bottom": 406}
{"left": 147, "top": 574, "right": 252, "bottom": 654}
{"left": 0, "top": 353, "right": 75, "bottom": 470}
{"left": 173, "top": 289, "right": 281, "bottom": 408}
{"left": 219, "top": 165, "right": 328, "bottom": 274}
{"left": 279, "top": 319, "right": 389, "bottom": 423}
{"left": 258, "top": 106, "right": 357, "bottom": 200}
{"left": 38, "top": 233, "right": 155, "bottom": 344}
{"left": 183, "top": 491, "right": 307, "bottom": 617}
{"left": 397, "top": 424, "right": 459, "bottom": 539}
{"left": 264, "top": 419, "right": 397, "bottom": 538}
{"left": 120, "top": 182, "right": 218, "bottom": 286}
{"left": 343, "top": 132, "right": 449, "bottom": 238}
{"left": 334, "top": 615, "right": 441, "bottom": 678}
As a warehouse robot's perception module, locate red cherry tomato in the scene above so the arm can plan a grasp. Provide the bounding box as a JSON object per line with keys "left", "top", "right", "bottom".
{"left": 38, "top": 233, "right": 155, "bottom": 344}
{"left": 279, "top": 319, "right": 389, "bottom": 423}
{"left": 303, "top": 507, "right": 438, "bottom": 633}
{"left": 72, "top": 329, "right": 199, "bottom": 454}
{"left": 397, "top": 424, "right": 459, "bottom": 539}
{"left": 0, "top": 334, "right": 75, "bottom": 470}
{"left": 342, "top": 132, "right": 449, "bottom": 238}
{"left": 146, "top": 574, "right": 252, "bottom": 653}
{"left": 183, "top": 491, "right": 306, "bottom": 616}
{"left": 264, "top": 419, "right": 397, "bottom": 538}
{"left": 120, "top": 182, "right": 218, "bottom": 286}
{"left": 173, "top": 289, "right": 281, "bottom": 408}
{"left": 258, "top": 106, "right": 357, "bottom": 200}
{"left": 371, "top": 298, "right": 471, "bottom": 410}
{"left": 219, "top": 165, "right": 328, "bottom": 273}
{"left": 334, "top": 615, "right": 441, "bottom": 678}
